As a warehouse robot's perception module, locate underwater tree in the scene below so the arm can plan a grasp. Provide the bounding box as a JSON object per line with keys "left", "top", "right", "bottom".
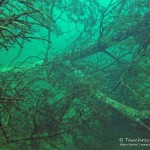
{"left": 0, "top": 0, "right": 150, "bottom": 149}
{"left": 0, "top": 0, "right": 54, "bottom": 51}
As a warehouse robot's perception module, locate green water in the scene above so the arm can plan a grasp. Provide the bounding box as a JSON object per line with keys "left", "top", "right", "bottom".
{"left": 0, "top": 0, "right": 150, "bottom": 149}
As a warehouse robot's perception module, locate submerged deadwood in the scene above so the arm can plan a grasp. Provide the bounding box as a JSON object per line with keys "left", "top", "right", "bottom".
{"left": 0, "top": 50, "right": 150, "bottom": 133}
{"left": 0, "top": 0, "right": 150, "bottom": 148}
{"left": 96, "top": 90, "right": 150, "bottom": 131}
{"left": 0, "top": 0, "right": 53, "bottom": 51}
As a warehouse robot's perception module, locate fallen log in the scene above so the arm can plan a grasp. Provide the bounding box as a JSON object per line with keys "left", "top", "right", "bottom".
{"left": 96, "top": 90, "right": 150, "bottom": 131}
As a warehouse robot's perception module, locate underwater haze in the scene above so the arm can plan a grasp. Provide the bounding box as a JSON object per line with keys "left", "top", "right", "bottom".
{"left": 0, "top": 0, "right": 150, "bottom": 150}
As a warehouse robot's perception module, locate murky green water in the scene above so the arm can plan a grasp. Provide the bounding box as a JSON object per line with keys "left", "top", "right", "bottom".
{"left": 0, "top": 0, "right": 150, "bottom": 149}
